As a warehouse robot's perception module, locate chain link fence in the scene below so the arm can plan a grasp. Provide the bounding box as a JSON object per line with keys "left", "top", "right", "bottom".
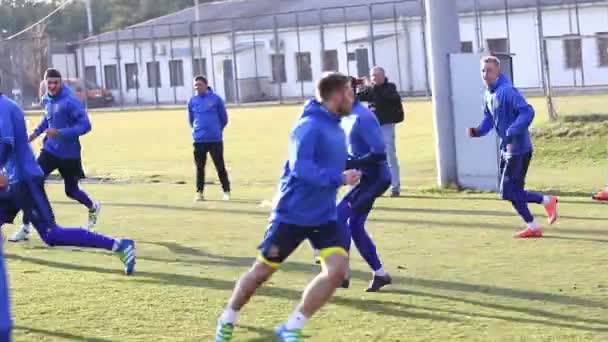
{"left": 0, "top": 0, "right": 607, "bottom": 113}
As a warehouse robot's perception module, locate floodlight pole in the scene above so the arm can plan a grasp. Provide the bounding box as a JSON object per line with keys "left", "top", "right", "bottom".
{"left": 424, "top": 0, "right": 460, "bottom": 187}
{"left": 85, "top": 0, "right": 94, "bottom": 37}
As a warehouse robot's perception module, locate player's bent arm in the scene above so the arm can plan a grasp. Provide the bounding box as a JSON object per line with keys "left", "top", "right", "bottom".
{"left": 473, "top": 105, "right": 494, "bottom": 137}
{"left": 32, "top": 116, "right": 48, "bottom": 139}
{"left": 505, "top": 90, "right": 535, "bottom": 138}
{"left": 58, "top": 99, "right": 91, "bottom": 138}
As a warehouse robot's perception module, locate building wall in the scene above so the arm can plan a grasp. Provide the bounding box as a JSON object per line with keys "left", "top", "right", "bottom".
{"left": 73, "top": 2, "right": 608, "bottom": 105}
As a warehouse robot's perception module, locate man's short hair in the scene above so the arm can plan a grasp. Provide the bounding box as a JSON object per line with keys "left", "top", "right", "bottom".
{"left": 44, "top": 68, "right": 62, "bottom": 80}
{"left": 316, "top": 72, "right": 350, "bottom": 103}
{"left": 194, "top": 75, "right": 207, "bottom": 84}
{"left": 481, "top": 56, "right": 501, "bottom": 68}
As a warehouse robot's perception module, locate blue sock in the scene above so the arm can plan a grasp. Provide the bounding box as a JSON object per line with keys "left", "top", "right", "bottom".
{"left": 349, "top": 212, "right": 382, "bottom": 271}
{"left": 37, "top": 225, "right": 115, "bottom": 251}
{"left": 526, "top": 191, "right": 544, "bottom": 204}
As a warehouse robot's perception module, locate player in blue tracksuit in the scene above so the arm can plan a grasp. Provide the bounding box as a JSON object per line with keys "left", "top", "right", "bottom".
{"left": 469, "top": 56, "right": 558, "bottom": 238}
{"left": 0, "top": 222, "right": 12, "bottom": 342}
{"left": 0, "top": 89, "right": 135, "bottom": 275}
{"left": 10, "top": 69, "right": 101, "bottom": 243}
{"left": 337, "top": 81, "right": 392, "bottom": 291}
{"left": 215, "top": 73, "right": 360, "bottom": 342}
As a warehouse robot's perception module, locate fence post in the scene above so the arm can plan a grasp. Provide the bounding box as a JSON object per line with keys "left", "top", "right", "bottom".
{"left": 420, "top": 0, "right": 431, "bottom": 96}
{"left": 392, "top": 4, "right": 404, "bottom": 92}
{"left": 504, "top": 0, "right": 511, "bottom": 52}
{"left": 230, "top": 20, "right": 240, "bottom": 104}
{"left": 296, "top": 12, "right": 304, "bottom": 98}
{"left": 189, "top": 22, "right": 195, "bottom": 81}
{"left": 319, "top": 9, "right": 325, "bottom": 75}
{"left": 115, "top": 30, "right": 124, "bottom": 109}
{"left": 574, "top": 0, "right": 585, "bottom": 87}
{"left": 535, "top": 0, "right": 558, "bottom": 121}
{"left": 369, "top": 5, "right": 377, "bottom": 66}
{"left": 79, "top": 35, "right": 88, "bottom": 109}
{"left": 168, "top": 24, "right": 177, "bottom": 104}
{"left": 342, "top": 7, "right": 350, "bottom": 76}
{"left": 131, "top": 28, "right": 140, "bottom": 105}
{"left": 150, "top": 25, "right": 159, "bottom": 107}
{"left": 272, "top": 14, "right": 283, "bottom": 104}
{"left": 97, "top": 35, "right": 104, "bottom": 89}
{"left": 209, "top": 34, "right": 217, "bottom": 93}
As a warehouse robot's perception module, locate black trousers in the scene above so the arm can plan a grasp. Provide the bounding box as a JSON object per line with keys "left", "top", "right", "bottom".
{"left": 194, "top": 142, "right": 231, "bottom": 193}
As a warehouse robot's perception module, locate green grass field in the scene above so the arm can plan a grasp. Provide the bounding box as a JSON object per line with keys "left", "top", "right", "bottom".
{"left": 5, "top": 95, "right": 608, "bottom": 341}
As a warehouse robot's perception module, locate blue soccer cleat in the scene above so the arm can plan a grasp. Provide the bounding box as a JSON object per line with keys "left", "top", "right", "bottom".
{"left": 276, "top": 325, "right": 303, "bottom": 342}
{"left": 115, "top": 239, "right": 135, "bottom": 275}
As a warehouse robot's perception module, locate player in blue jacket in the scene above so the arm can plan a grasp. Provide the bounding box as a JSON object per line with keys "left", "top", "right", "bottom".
{"left": 0, "top": 88, "right": 135, "bottom": 275}
{"left": 215, "top": 73, "right": 361, "bottom": 342}
{"left": 469, "top": 56, "right": 558, "bottom": 238}
{"left": 0, "top": 216, "right": 12, "bottom": 342}
{"left": 10, "top": 69, "right": 101, "bottom": 243}
{"left": 188, "top": 76, "right": 231, "bottom": 201}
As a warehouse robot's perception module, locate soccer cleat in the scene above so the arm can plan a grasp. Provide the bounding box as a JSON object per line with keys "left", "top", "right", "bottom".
{"left": 592, "top": 191, "right": 608, "bottom": 201}
{"left": 8, "top": 224, "right": 31, "bottom": 242}
{"left": 276, "top": 325, "right": 302, "bottom": 342}
{"left": 365, "top": 274, "right": 392, "bottom": 292}
{"left": 215, "top": 321, "right": 234, "bottom": 342}
{"left": 223, "top": 192, "right": 231, "bottom": 201}
{"left": 194, "top": 192, "right": 205, "bottom": 202}
{"left": 341, "top": 278, "right": 350, "bottom": 289}
{"left": 514, "top": 228, "right": 543, "bottom": 238}
{"left": 115, "top": 239, "right": 136, "bottom": 275}
{"left": 87, "top": 202, "right": 102, "bottom": 230}
{"left": 390, "top": 191, "right": 400, "bottom": 198}
{"left": 544, "top": 196, "right": 558, "bottom": 225}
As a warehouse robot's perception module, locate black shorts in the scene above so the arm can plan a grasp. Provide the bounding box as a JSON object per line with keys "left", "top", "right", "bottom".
{"left": 257, "top": 221, "right": 349, "bottom": 268}
{"left": 38, "top": 150, "right": 85, "bottom": 181}
{"left": 0, "top": 178, "right": 55, "bottom": 227}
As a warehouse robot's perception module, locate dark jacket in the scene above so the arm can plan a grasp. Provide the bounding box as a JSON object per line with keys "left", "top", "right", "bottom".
{"left": 356, "top": 79, "right": 404, "bottom": 126}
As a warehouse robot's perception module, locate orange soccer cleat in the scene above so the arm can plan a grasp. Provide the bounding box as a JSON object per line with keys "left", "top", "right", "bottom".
{"left": 514, "top": 228, "right": 543, "bottom": 238}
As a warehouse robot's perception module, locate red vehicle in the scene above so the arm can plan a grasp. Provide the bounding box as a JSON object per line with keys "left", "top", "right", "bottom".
{"left": 63, "top": 78, "right": 114, "bottom": 108}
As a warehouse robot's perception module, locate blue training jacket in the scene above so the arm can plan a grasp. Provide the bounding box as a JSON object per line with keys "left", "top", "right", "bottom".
{"left": 0, "top": 95, "right": 44, "bottom": 184}
{"left": 34, "top": 85, "right": 91, "bottom": 159}
{"left": 342, "top": 101, "right": 388, "bottom": 164}
{"left": 188, "top": 88, "right": 228, "bottom": 143}
{"left": 270, "top": 100, "right": 347, "bottom": 226}
{"left": 475, "top": 74, "right": 534, "bottom": 155}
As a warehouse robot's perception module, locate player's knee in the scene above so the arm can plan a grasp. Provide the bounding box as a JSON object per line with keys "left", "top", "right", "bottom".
{"left": 500, "top": 188, "right": 514, "bottom": 201}
{"left": 250, "top": 262, "right": 275, "bottom": 284}
{"left": 39, "top": 228, "right": 58, "bottom": 247}
{"left": 65, "top": 187, "right": 78, "bottom": 199}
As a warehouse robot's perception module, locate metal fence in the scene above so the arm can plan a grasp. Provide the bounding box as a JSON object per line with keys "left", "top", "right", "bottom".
{"left": 1, "top": 0, "right": 607, "bottom": 113}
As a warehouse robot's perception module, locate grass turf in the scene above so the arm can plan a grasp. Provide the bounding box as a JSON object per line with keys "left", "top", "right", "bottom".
{"left": 4, "top": 94, "right": 608, "bottom": 341}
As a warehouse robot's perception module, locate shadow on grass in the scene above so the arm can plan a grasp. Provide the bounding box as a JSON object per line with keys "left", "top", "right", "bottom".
{"left": 14, "top": 326, "right": 112, "bottom": 342}
{"left": 7, "top": 252, "right": 608, "bottom": 333}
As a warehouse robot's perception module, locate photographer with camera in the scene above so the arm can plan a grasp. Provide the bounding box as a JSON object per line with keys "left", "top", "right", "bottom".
{"left": 356, "top": 67, "right": 404, "bottom": 197}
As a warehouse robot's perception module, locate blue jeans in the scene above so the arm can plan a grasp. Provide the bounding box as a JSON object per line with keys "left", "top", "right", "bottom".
{"left": 381, "top": 124, "right": 401, "bottom": 193}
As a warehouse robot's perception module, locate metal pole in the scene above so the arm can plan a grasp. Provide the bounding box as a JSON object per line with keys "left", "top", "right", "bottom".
{"left": 504, "top": 0, "right": 511, "bottom": 52}
{"left": 150, "top": 25, "right": 159, "bottom": 107}
{"left": 424, "top": 0, "right": 460, "bottom": 186}
{"left": 209, "top": 34, "right": 217, "bottom": 91}
{"left": 169, "top": 24, "right": 177, "bottom": 105}
{"left": 252, "top": 29, "right": 260, "bottom": 101}
{"left": 115, "top": 30, "right": 124, "bottom": 108}
{"left": 535, "top": 0, "right": 558, "bottom": 121}
{"left": 230, "top": 20, "right": 240, "bottom": 104}
{"left": 403, "top": 18, "right": 414, "bottom": 94}
{"left": 368, "top": 5, "right": 376, "bottom": 66}
{"left": 474, "top": 0, "right": 482, "bottom": 51}
{"left": 296, "top": 12, "right": 304, "bottom": 98}
{"left": 79, "top": 35, "right": 88, "bottom": 109}
{"left": 97, "top": 35, "right": 104, "bottom": 88}
{"left": 420, "top": 0, "right": 431, "bottom": 96}
{"left": 343, "top": 7, "right": 350, "bottom": 75}
{"left": 392, "top": 4, "right": 404, "bottom": 92}
{"left": 189, "top": 23, "right": 195, "bottom": 80}
{"left": 574, "top": 0, "right": 585, "bottom": 87}
{"left": 273, "top": 14, "right": 282, "bottom": 103}
{"left": 131, "top": 28, "right": 139, "bottom": 105}
{"left": 85, "top": 0, "right": 94, "bottom": 37}
{"left": 319, "top": 9, "right": 325, "bottom": 72}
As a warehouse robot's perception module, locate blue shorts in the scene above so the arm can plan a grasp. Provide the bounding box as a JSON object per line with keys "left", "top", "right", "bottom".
{"left": 38, "top": 150, "right": 85, "bottom": 181}
{"left": 7, "top": 178, "right": 55, "bottom": 227}
{"left": 258, "top": 221, "right": 349, "bottom": 268}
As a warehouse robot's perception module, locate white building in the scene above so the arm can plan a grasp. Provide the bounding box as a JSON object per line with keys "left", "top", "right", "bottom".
{"left": 62, "top": 0, "right": 608, "bottom": 106}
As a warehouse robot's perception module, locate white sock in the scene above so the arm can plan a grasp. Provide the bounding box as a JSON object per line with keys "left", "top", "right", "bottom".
{"left": 112, "top": 239, "right": 120, "bottom": 252}
{"left": 374, "top": 267, "right": 387, "bottom": 277}
{"left": 220, "top": 307, "right": 239, "bottom": 324}
{"left": 285, "top": 311, "right": 308, "bottom": 330}
{"left": 527, "top": 221, "right": 539, "bottom": 230}
{"left": 542, "top": 196, "right": 552, "bottom": 206}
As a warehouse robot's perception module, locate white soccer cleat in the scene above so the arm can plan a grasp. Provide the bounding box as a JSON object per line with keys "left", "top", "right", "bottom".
{"left": 87, "top": 202, "right": 102, "bottom": 230}
{"left": 194, "top": 192, "right": 205, "bottom": 202}
{"left": 223, "top": 192, "right": 231, "bottom": 201}
{"left": 9, "top": 224, "right": 31, "bottom": 242}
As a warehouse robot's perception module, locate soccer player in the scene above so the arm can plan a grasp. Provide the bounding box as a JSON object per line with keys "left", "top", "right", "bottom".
{"left": 10, "top": 69, "right": 101, "bottom": 242}
{"left": 214, "top": 72, "right": 361, "bottom": 342}
{"left": 0, "top": 83, "right": 135, "bottom": 275}
{"left": 468, "top": 56, "right": 558, "bottom": 238}
{"left": 188, "top": 76, "right": 231, "bottom": 201}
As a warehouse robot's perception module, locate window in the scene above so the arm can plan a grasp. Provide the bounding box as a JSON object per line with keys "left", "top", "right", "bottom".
{"left": 296, "top": 52, "right": 312, "bottom": 82}
{"left": 563, "top": 35, "right": 582, "bottom": 69}
{"left": 597, "top": 33, "right": 608, "bottom": 67}
{"left": 486, "top": 38, "right": 508, "bottom": 53}
{"left": 271, "top": 54, "right": 286, "bottom": 83}
{"left": 147, "top": 61, "right": 161, "bottom": 88}
{"left": 193, "top": 58, "right": 207, "bottom": 77}
{"left": 84, "top": 66, "right": 97, "bottom": 85}
{"left": 125, "top": 63, "right": 139, "bottom": 90}
{"left": 104, "top": 65, "right": 118, "bottom": 90}
{"left": 347, "top": 52, "right": 356, "bottom": 62}
{"left": 323, "top": 50, "right": 339, "bottom": 72}
{"left": 461, "top": 41, "right": 473, "bottom": 53}
{"left": 169, "top": 60, "right": 184, "bottom": 87}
